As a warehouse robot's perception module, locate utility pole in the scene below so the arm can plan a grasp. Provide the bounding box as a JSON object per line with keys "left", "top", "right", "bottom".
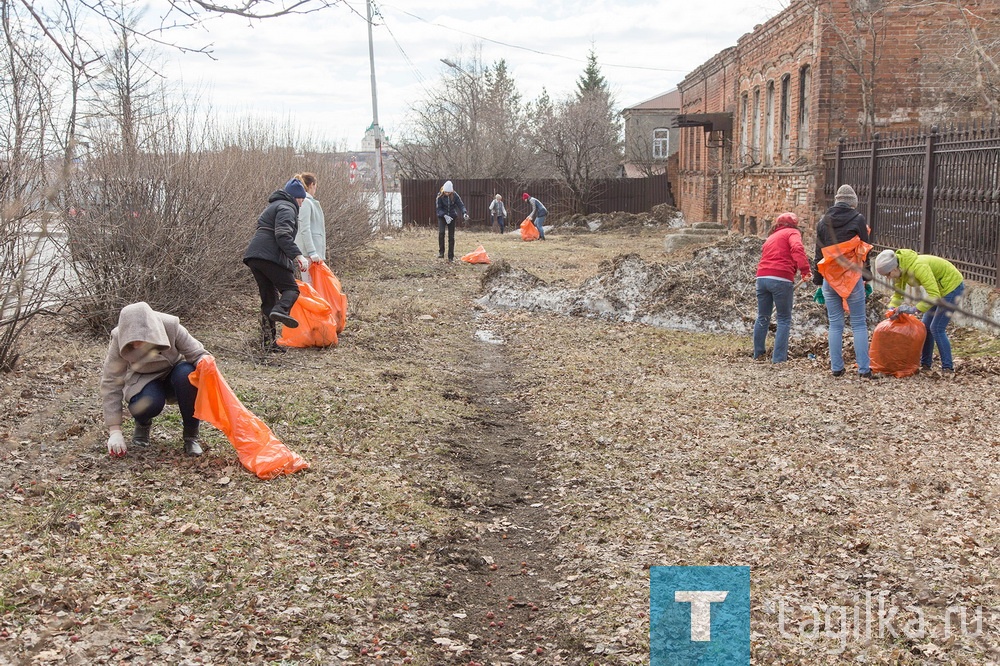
{"left": 367, "top": 0, "right": 388, "bottom": 228}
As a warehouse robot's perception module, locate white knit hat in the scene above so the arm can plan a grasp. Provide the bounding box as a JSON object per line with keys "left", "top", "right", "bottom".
{"left": 874, "top": 249, "right": 899, "bottom": 275}
{"left": 442, "top": 180, "right": 454, "bottom": 193}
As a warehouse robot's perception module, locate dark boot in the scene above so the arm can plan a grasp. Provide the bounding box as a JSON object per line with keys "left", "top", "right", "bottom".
{"left": 268, "top": 289, "right": 300, "bottom": 329}
{"left": 260, "top": 316, "right": 286, "bottom": 354}
{"left": 132, "top": 421, "right": 151, "bottom": 447}
{"left": 183, "top": 426, "right": 203, "bottom": 456}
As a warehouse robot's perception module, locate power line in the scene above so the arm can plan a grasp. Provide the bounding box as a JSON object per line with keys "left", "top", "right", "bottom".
{"left": 379, "top": 4, "right": 690, "bottom": 73}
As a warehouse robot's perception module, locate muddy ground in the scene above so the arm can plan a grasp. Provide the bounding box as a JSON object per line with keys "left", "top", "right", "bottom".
{"left": 2, "top": 224, "right": 1000, "bottom": 665}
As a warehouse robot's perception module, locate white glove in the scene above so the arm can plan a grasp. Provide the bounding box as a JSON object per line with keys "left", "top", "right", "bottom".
{"left": 463, "top": 213, "right": 470, "bottom": 221}
{"left": 107, "top": 430, "right": 127, "bottom": 458}
{"left": 444, "top": 215, "right": 453, "bottom": 224}
{"left": 295, "top": 255, "right": 310, "bottom": 272}
{"left": 309, "top": 254, "right": 322, "bottom": 264}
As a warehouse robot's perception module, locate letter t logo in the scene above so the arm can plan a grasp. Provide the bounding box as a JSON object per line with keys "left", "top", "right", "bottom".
{"left": 674, "top": 591, "right": 729, "bottom": 641}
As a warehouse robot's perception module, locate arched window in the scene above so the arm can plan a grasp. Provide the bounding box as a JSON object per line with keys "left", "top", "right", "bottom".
{"left": 798, "top": 65, "right": 811, "bottom": 154}
{"left": 779, "top": 74, "right": 791, "bottom": 162}
{"left": 752, "top": 88, "right": 761, "bottom": 160}
{"left": 764, "top": 82, "right": 775, "bottom": 164}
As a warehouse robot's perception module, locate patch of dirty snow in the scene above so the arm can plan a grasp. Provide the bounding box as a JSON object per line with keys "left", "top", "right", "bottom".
{"left": 477, "top": 236, "right": 890, "bottom": 337}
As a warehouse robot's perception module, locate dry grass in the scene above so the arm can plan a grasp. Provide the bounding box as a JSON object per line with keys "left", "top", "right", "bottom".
{"left": 1, "top": 225, "right": 999, "bottom": 665}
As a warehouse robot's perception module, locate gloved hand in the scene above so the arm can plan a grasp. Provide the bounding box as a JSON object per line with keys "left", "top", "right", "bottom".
{"left": 898, "top": 304, "right": 919, "bottom": 315}
{"left": 309, "top": 254, "right": 322, "bottom": 264}
{"left": 107, "top": 430, "right": 127, "bottom": 458}
{"left": 444, "top": 215, "right": 453, "bottom": 224}
{"left": 813, "top": 287, "right": 825, "bottom": 305}
{"left": 463, "top": 213, "right": 470, "bottom": 221}
{"left": 864, "top": 283, "right": 873, "bottom": 301}
{"left": 295, "top": 255, "right": 310, "bottom": 272}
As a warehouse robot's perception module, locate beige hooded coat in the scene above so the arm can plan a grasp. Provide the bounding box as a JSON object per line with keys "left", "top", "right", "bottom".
{"left": 99, "top": 302, "right": 207, "bottom": 428}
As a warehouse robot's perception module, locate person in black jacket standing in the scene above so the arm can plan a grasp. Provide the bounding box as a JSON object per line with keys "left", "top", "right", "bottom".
{"left": 243, "top": 178, "right": 311, "bottom": 352}
{"left": 812, "top": 184, "right": 873, "bottom": 378}
{"left": 435, "top": 180, "right": 468, "bottom": 262}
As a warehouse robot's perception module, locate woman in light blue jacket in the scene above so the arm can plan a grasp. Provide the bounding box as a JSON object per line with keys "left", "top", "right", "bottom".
{"left": 295, "top": 172, "right": 326, "bottom": 280}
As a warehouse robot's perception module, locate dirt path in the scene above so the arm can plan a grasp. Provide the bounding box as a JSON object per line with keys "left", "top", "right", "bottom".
{"left": 412, "top": 316, "right": 578, "bottom": 663}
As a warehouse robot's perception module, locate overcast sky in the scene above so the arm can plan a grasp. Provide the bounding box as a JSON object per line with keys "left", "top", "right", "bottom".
{"left": 151, "top": 0, "right": 789, "bottom": 151}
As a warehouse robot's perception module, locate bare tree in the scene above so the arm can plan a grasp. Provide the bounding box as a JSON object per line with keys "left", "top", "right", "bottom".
{"left": 912, "top": 0, "right": 1000, "bottom": 116}
{"left": 393, "top": 50, "right": 540, "bottom": 180}
{"left": 805, "top": 0, "right": 890, "bottom": 136}
{"left": 532, "top": 51, "right": 623, "bottom": 212}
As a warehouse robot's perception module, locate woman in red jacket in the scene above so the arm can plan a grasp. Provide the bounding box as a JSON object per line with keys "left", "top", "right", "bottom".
{"left": 753, "top": 212, "right": 812, "bottom": 363}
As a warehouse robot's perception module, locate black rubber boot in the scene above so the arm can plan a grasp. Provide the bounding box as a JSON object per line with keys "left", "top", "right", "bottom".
{"left": 183, "top": 426, "right": 203, "bottom": 456}
{"left": 268, "top": 290, "right": 300, "bottom": 329}
{"left": 260, "top": 316, "right": 285, "bottom": 353}
{"left": 132, "top": 422, "right": 151, "bottom": 447}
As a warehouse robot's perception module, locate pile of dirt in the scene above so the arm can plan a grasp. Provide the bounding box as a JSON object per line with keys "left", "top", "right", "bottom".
{"left": 480, "top": 234, "right": 893, "bottom": 339}
{"left": 554, "top": 204, "right": 683, "bottom": 234}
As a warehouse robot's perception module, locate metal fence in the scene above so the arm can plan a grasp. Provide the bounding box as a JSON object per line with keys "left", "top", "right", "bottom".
{"left": 400, "top": 175, "right": 673, "bottom": 229}
{"left": 823, "top": 123, "right": 1000, "bottom": 286}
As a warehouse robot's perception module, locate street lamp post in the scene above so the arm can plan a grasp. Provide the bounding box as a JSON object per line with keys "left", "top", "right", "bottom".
{"left": 367, "top": 0, "right": 388, "bottom": 229}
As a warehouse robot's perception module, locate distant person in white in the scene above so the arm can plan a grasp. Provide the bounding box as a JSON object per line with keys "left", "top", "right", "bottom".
{"left": 294, "top": 172, "right": 326, "bottom": 283}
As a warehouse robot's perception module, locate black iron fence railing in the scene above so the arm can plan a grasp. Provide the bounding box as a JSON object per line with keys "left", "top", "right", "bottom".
{"left": 824, "top": 123, "right": 1000, "bottom": 286}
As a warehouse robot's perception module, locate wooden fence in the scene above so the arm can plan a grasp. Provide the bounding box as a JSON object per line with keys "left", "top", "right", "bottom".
{"left": 400, "top": 174, "right": 673, "bottom": 229}
{"left": 823, "top": 123, "right": 1000, "bottom": 286}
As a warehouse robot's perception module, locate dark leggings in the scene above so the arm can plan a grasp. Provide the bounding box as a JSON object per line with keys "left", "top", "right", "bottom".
{"left": 438, "top": 217, "right": 455, "bottom": 259}
{"left": 128, "top": 362, "right": 199, "bottom": 432}
{"left": 245, "top": 258, "right": 300, "bottom": 318}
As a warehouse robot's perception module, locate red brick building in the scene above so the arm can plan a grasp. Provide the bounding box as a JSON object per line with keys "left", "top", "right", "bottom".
{"left": 676, "top": 0, "right": 1000, "bottom": 232}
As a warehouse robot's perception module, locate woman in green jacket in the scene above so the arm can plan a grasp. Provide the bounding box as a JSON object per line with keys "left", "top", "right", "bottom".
{"left": 874, "top": 248, "right": 965, "bottom": 371}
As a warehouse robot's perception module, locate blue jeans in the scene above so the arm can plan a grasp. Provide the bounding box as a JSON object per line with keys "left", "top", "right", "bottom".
{"left": 128, "top": 361, "right": 199, "bottom": 432}
{"left": 921, "top": 282, "right": 964, "bottom": 369}
{"left": 753, "top": 278, "right": 794, "bottom": 363}
{"left": 823, "top": 278, "right": 870, "bottom": 374}
{"left": 534, "top": 215, "right": 546, "bottom": 239}
{"left": 495, "top": 216, "right": 506, "bottom": 234}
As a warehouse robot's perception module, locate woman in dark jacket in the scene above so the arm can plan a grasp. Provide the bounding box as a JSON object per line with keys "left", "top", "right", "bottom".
{"left": 435, "top": 180, "right": 468, "bottom": 262}
{"left": 813, "top": 184, "right": 873, "bottom": 378}
{"left": 243, "top": 178, "right": 311, "bottom": 352}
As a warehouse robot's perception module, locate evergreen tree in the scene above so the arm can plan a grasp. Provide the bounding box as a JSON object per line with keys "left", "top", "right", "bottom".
{"left": 576, "top": 49, "right": 610, "bottom": 100}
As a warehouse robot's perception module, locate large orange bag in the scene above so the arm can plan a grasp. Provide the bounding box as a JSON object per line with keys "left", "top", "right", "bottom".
{"left": 188, "top": 356, "right": 309, "bottom": 479}
{"left": 520, "top": 218, "right": 539, "bottom": 241}
{"left": 460, "top": 244, "right": 491, "bottom": 264}
{"left": 278, "top": 281, "right": 338, "bottom": 348}
{"left": 308, "top": 261, "right": 347, "bottom": 334}
{"left": 870, "top": 312, "right": 927, "bottom": 377}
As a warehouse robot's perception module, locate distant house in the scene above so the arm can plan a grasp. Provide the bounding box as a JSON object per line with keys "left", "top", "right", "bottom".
{"left": 674, "top": 0, "right": 1000, "bottom": 232}
{"left": 620, "top": 89, "right": 680, "bottom": 186}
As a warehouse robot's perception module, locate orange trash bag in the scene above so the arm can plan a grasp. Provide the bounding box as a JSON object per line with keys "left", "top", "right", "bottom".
{"left": 188, "top": 356, "right": 309, "bottom": 479}
{"left": 817, "top": 236, "right": 873, "bottom": 299}
{"left": 460, "top": 244, "right": 491, "bottom": 264}
{"left": 278, "top": 281, "right": 339, "bottom": 348}
{"left": 520, "top": 218, "right": 539, "bottom": 241}
{"left": 870, "top": 312, "right": 927, "bottom": 377}
{"left": 308, "top": 261, "right": 348, "bottom": 334}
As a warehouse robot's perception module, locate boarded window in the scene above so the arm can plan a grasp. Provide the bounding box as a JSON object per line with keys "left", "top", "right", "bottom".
{"left": 740, "top": 93, "right": 749, "bottom": 163}
{"left": 752, "top": 88, "right": 761, "bottom": 162}
{"left": 764, "top": 82, "right": 775, "bottom": 165}
{"left": 780, "top": 75, "right": 791, "bottom": 163}
{"left": 798, "top": 66, "right": 811, "bottom": 155}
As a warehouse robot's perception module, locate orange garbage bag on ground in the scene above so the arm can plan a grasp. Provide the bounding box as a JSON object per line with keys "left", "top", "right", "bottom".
{"left": 520, "top": 218, "right": 539, "bottom": 241}
{"left": 308, "top": 261, "right": 348, "bottom": 334}
{"left": 278, "top": 281, "right": 338, "bottom": 348}
{"left": 870, "top": 312, "right": 927, "bottom": 377}
{"left": 188, "top": 356, "right": 309, "bottom": 479}
{"left": 460, "top": 244, "right": 491, "bottom": 264}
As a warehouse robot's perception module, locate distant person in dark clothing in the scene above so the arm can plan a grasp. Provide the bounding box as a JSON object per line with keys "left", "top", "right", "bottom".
{"left": 243, "top": 178, "right": 311, "bottom": 352}
{"left": 435, "top": 180, "right": 468, "bottom": 262}
{"left": 523, "top": 192, "right": 548, "bottom": 240}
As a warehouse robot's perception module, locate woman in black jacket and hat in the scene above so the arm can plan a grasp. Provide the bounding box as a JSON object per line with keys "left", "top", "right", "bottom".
{"left": 243, "top": 178, "right": 311, "bottom": 352}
